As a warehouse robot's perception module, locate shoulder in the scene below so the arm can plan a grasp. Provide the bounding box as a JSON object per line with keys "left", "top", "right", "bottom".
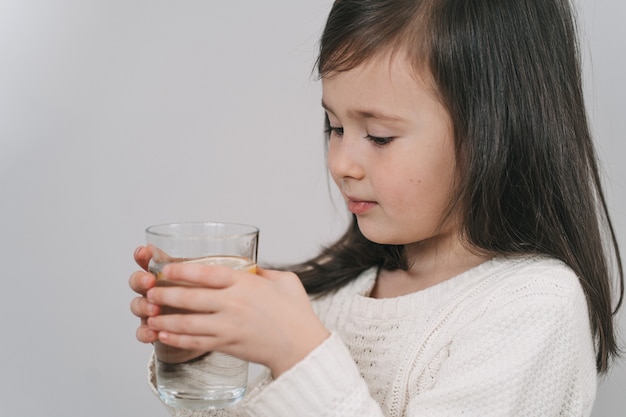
{"left": 407, "top": 257, "right": 597, "bottom": 415}
{"left": 479, "top": 255, "right": 586, "bottom": 308}
{"left": 406, "top": 255, "right": 590, "bottom": 326}
{"left": 425, "top": 255, "right": 592, "bottom": 346}
{"left": 439, "top": 256, "right": 594, "bottom": 363}
{"left": 447, "top": 255, "right": 593, "bottom": 350}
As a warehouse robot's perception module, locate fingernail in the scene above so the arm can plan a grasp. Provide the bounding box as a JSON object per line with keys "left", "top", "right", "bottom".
{"left": 146, "top": 289, "right": 154, "bottom": 302}
{"left": 134, "top": 246, "right": 143, "bottom": 258}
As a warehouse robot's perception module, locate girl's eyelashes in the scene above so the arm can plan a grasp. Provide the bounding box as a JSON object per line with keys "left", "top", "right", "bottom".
{"left": 325, "top": 125, "right": 394, "bottom": 146}
{"left": 326, "top": 126, "right": 344, "bottom": 137}
{"left": 366, "top": 135, "right": 394, "bottom": 146}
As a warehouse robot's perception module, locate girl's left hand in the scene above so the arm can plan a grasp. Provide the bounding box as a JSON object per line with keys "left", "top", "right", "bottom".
{"left": 145, "top": 263, "right": 330, "bottom": 378}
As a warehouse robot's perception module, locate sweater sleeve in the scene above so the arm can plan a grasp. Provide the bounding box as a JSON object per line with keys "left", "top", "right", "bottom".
{"left": 244, "top": 332, "right": 384, "bottom": 417}
{"left": 146, "top": 334, "right": 382, "bottom": 417}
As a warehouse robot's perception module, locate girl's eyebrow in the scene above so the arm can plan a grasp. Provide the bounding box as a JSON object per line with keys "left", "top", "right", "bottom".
{"left": 321, "top": 100, "right": 403, "bottom": 122}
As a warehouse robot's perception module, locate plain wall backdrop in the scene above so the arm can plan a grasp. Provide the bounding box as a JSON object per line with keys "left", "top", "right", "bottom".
{"left": 0, "top": 1, "right": 623, "bottom": 416}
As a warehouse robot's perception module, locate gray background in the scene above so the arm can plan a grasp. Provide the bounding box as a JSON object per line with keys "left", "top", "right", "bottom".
{"left": 0, "top": 1, "right": 623, "bottom": 416}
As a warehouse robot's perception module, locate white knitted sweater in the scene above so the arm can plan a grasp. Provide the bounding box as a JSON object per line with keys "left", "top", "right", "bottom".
{"left": 151, "top": 255, "right": 598, "bottom": 417}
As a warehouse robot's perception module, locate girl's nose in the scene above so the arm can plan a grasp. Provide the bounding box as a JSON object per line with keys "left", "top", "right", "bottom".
{"left": 327, "top": 134, "right": 365, "bottom": 182}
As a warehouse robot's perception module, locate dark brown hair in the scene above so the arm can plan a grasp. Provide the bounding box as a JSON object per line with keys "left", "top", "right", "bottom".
{"left": 293, "top": 0, "right": 623, "bottom": 373}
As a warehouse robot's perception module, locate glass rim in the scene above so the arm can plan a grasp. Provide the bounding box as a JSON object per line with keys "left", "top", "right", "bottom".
{"left": 145, "top": 221, "right": 259, "bottom": 239}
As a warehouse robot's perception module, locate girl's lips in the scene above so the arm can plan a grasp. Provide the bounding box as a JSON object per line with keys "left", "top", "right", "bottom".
{"left": 347, "top": 199, "right": 377, "bottom": 215}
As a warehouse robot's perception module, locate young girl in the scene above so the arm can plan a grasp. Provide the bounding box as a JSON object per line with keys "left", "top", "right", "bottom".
{"left": 129, "top": 0, "right": 624, "bottom": 415}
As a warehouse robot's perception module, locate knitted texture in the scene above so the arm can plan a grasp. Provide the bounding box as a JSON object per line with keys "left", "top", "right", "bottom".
{"left": 151, "top": 256, "right": 597, "bottom": 417}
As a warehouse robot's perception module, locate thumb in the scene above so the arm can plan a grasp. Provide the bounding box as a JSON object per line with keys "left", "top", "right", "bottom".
{"left": 134, "top": 245, "right": 153, "bottom": 271}
{"left": 255, "top": 267, "right": 280, "bottom": 279}
{"left": 256, "top": 267, "right": 298, "bottom": 282}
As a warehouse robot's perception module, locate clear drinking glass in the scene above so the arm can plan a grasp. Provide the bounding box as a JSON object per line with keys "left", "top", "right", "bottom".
{"left": 145, "top": 222, "right": 259, "bottom": 410}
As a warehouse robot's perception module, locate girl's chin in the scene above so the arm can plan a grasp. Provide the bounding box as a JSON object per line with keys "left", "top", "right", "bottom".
{"left": 357, "top": 222, "right": 442, "bottom": 247}
{"left": 357, "top": 223, "right": 406, "bottom": 246}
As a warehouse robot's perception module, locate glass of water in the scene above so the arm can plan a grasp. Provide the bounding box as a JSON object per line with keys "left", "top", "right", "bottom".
{"left": 145, "top": 222, "right": 259, "bottom": 410}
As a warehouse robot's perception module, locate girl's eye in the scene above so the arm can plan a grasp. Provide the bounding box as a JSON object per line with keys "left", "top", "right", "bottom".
{"left": 326, "top": 126, "right": 344, "bottom": 137}
{"left": 366, "top": 135, "right": 394, "bottom": 146}
{"left": 324, "top": 125, "right": 393, "bottom": 146}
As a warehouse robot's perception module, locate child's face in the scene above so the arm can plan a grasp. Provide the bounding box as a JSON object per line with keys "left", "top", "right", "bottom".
{"left": 322, "top": 53, "right": 458, "bottom": 247}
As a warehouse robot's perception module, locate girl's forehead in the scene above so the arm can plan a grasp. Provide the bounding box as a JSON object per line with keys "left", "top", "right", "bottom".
{"left": 320, "top": 55, "right": 449, "bottom": 127}
{"left": 321, "top": 52, "right": 438, "bottom": 100}
{"left": 323, "top": 47, "right": 413, "bottom": 76}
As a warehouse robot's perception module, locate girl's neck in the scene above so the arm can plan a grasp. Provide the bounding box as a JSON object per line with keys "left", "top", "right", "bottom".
{"left": 370, "top": 236, "right": 489, "bottom": 299}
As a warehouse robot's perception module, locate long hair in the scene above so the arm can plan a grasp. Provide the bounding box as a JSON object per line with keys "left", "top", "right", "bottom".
{"left": 293, "top": 0, "right": 624, "bottom": 373}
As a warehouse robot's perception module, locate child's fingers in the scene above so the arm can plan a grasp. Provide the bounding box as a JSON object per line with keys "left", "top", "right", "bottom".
{"left": 157, "top": 332, "right": 217, "bottom": 353}
{"left": 161, "top": 263, "right": 243, "bottom": 288}
{"left": 133, "top": 245, "right": 152, "bottom": 271}
{"left": 130, "top": 295, "right": 159, "bottom": 318}
{"left": 136, "top": 324, "right": 159, "bottom": 344}
{"left": 146, "top": 286, "right": 223, "bottom": 313}
{"left": 129, "top": 270, "right": 156, "bottom": 295}
{"left": 148, "top": 313, "right": 222, "bottom": 337}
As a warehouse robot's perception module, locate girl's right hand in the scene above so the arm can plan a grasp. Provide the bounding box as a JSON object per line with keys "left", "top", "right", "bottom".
{"left": 129, "top": 246, "right": 160, "bottom": 344}
{"left": 129, "top": 246, "right": 208, "bottom": 363}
